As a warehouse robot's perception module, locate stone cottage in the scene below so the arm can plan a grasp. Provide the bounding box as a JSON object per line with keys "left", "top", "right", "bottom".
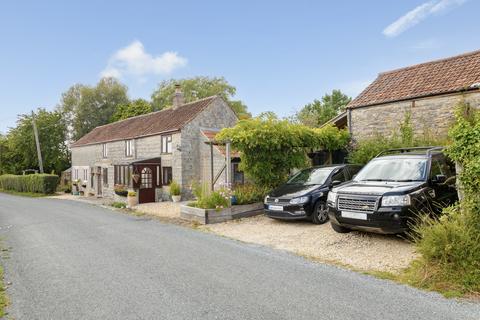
{"left": 345, "top": 49, "right": 480, "bottom": 140}
{"left": 70, "top": 89, "right": 241, "bottom": 203}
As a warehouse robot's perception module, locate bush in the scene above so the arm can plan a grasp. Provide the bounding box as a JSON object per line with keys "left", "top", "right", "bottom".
{"left": 189, "top": 187, "right": 232, "bottom": 210}
{"left": 233, "top": 184, "right": 269, "bottom": 205}
{"left": 405, "top": 101, "right": 480, "bottom": 296}
{"left": 216, "top": 117, "right": 349, "bottom": 188}
{"left": 169, "top": 181, "right": 181, "bottom": 196}
{"left": 128, "top": 191, "right": 136, "bottom": 197}
{"left": 57, "top": 184, "right": 71, "bottom": 194}
{"left": 348, "top": 112, "right": 446, "bottom": 165}
{"left": 111, "top": 202, "right": 127, "bottom": 209}
{"left": 0, "top": 174, "right": 59, "bottom": 194}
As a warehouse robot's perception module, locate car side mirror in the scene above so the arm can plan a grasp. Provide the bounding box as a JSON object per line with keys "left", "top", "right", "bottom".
{"left": 331, "top": 180, "right": 342, "bottom": 186}
{"left": 432, "top": 174, "right": 446, "bottom": 184}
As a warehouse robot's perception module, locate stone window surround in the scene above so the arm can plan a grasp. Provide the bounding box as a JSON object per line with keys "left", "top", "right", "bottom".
{"left": 125, "top": 139, "right": 134, "bottom": 157}
{"left": 161, "top": 135, "right": 172, "bottom": 154}
{"left": 102, "top": 143, "right": 108, "bottom": 158}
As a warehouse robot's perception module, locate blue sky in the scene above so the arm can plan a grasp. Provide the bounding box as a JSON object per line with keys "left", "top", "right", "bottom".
{"left": 0, "top": 0, "right": 479, "bottom": 133}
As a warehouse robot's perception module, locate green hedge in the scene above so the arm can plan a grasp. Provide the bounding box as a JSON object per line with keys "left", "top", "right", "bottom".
{"left": 0, "top": 174, "right": 59, "bottom": 194}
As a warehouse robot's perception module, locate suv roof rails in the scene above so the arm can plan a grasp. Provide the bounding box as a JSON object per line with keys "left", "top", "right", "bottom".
{"left": 375, "top": 146, "right": 443, "bottom": 158}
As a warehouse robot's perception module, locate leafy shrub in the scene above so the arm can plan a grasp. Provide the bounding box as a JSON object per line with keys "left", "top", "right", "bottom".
{"left": 348, "top": 112, "right": 445, "bottom": 165}
{"left": 216, "top": 117, "right": 349, "bottom": 188}
{"left": 111, "top": 202, "right": 127, "bottom": 209}
{"left": 0, "top": 174, "right": 59, "bottom": 194}
{"left": 169, "top": 181, "right": 181, "bottom": 196}
{"left": 233, "top": 184, "right": 269, "bottom": 205}
{"left": 127, "top": 191, "right": 136, "bottom": 197}
{"left": 57, "top": 184, "right": 71, "bottom": 194}
{"left": 405, "top": 101, "right": 480, "bottom": 296}
{"left": 190, "top": 187, "right": 232, "bottom": 210}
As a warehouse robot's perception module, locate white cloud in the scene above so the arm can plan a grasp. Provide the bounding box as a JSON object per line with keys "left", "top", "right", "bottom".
{"left": 100, "top": 40, "right": 187, "bottom": 79}
{"left": 383, "top": 0, "right": 467, "bottom": 38}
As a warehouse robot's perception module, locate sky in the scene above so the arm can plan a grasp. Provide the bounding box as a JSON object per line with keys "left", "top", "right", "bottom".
{"left": 0, "top": 0, "right": 479, "bottom": 133}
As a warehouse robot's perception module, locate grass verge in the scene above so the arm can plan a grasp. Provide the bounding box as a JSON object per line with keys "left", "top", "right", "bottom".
{"left": 0, "top": 265, "right": 8, "bottom": 318}
{"left": 0, "top": 188, "right": 49, "bottom": 198}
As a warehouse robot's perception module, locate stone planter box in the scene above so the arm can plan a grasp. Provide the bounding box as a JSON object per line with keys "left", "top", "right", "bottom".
{"left": 180, "top": 203, "right": 264, "bottom": 224}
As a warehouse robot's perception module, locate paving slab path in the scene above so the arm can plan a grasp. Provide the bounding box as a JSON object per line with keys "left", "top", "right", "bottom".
{"left": 0, "top": 193, "right": 479, "bottom": 320}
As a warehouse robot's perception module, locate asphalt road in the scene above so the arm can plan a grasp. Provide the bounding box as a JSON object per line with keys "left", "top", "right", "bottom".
{"left": 0, "top": 193, "right": 479, "bottom": 320}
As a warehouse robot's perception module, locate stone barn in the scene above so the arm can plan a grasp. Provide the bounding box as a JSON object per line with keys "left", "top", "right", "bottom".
{"left": 345, "top": 49, "right": 480, "bottom": 141}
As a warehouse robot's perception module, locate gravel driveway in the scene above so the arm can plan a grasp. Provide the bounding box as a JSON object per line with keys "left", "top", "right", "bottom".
{"left": 202, "top": 215, "right": 416, "bottom": 272}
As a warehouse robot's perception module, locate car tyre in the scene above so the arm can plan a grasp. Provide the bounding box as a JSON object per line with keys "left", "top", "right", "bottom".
{"left": 331, "top": 222, "right": 351, "bottom": 233}
{"left": 311, "top": 201, "right": 329, "bottom": 225}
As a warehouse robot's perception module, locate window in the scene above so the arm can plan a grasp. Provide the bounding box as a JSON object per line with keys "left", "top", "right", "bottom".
{"left": 114, "top": 165, "right": 131, "bottom": 186}
{"left": 90, "top": 172, "right": 94, "bottom": 188}
{"left": 125, "top": 140, "right": 134, "bottom": 157}
{"left": 103, "top": 168, "right": 108, "bottom": 187}
{"left": 73, "top": 168, "right": 79, "bottom": 180}
{"left": 161, "top": 135, "right": 173, "bottom": 154}
{"left": 331, "top": 170, "right": 346, "bottom": 183}
{"left": 141, "top": 167, "right": 152, "bottom": 189}
{"left": 232, "top": 163, "right": 244, "bottom": 185}
{"left": 83, "top": 169, "right": 88, "bottom": 181}
{"left": 162, "top": 167, "right": 173, "bottom": 185}
{"left": 102, "top": 143, "right": 108, "bottom": 158}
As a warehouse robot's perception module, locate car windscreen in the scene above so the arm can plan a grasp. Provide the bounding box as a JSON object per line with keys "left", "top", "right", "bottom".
{"left": 287, "top": 168, "right": 333, "bottom": 186}
{"left": 354, "top": 158, "right": 427, "bottom": 182}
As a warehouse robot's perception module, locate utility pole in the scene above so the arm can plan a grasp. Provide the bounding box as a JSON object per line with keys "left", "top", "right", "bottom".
{"left": 31, "top": 111, "right": 44, "bottom": 174}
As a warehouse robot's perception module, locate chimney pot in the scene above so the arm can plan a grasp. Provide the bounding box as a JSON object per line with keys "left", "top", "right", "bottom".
{"left": 172, "top": 84, "right": 185, "bottom": 109}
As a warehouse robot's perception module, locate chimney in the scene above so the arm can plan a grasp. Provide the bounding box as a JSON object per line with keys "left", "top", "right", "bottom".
{"left": 172, "top": 84, "right": 185, "bottom": 109}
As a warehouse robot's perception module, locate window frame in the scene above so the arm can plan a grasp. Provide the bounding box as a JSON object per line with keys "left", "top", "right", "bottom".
{"left": 161, "top": 135, "right": 173, "bottom": 154}
{"left": 125, "top": 139, "right": 134, "bottom": 157}
{"left": 103, "top": 168, "right": 108, "bottom": 187}
{"left": 162, "top": 166, "right": 173, "bottom": 185}
{"left": 102, "top": 143, "right": 108, "bottom": 158}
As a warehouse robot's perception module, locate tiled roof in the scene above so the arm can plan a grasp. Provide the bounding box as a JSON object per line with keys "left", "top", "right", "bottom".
{"left": 201, "top": 130, "right": 240, "bottom": 158}
{"left": 348, "top": 50, "right": 480, "bottom": 109}
{"left": 72, "top": 96, "right": 217, "bottom": 147}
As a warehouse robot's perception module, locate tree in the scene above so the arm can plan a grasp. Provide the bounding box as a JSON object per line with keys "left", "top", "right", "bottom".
{"left": 151, "top": 76, "right": 251, "bottom": 119}
{"left": 217, "top": 117, "right": 349, "bottom": 188}
{"left": 296, "top": 90, "right": 351, "bottom": 127}
{"left": 0, "top": 134, "right": 9, "bottom": 175}
{"left": 111, "top": 99, "right": 153, "bottom": 122}
{"left": 59, "top": 77, "right": 129, "bottom": 141}
{"left": 3, "top": 109, "right": 70, "bottom": 175}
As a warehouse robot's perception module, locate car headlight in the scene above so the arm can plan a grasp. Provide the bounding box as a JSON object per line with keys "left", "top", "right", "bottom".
{"left": 382, "top": 195, "right": 411, "bottom": 206}
{"left": 264, "top": 195, "right": 270, "bottom": 204}
{"left": 290, "top": 196, "right": 310, "bottom": 204}
{"left": 327, "top": 191, "right": 338, "bottom": 204}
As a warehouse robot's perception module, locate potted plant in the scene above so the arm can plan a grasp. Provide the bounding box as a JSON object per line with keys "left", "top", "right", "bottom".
{"left": 169, "top": 181, "right": 182, "bottom": 202}
{"left": 72, "top": 179, "right": 80, "bottom": 195}
{"left": 127, "top": 190, "right": 138, "bottom": 208}
{"left": 114, "top": 184, "right": 128, "bottom": 197}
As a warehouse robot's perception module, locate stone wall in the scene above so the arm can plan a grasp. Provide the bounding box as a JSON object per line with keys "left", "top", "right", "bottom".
{"left": 180, "top": 97, "right": 238, "bottom": 193}
{"left": 349, "top": 91, "right": 480, "bottom": 141}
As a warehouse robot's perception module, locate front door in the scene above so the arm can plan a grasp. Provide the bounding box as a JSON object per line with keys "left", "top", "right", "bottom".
{"left": 139, "top": 166, "right": 156, "bottom": 203}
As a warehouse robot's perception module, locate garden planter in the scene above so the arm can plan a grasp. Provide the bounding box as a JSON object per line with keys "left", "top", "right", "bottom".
{"left": 172, "top": 195, "right": 181, "bottom": 202}
{"left": 180, "top": 203, "right": 263, "bottom": 224}
{"left": 127, "top": 195, "right": 138, "bottom": 208}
